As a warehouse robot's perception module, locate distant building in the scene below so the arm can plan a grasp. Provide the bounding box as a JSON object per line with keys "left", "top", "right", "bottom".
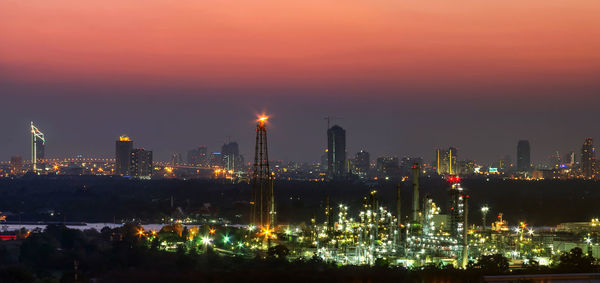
{"left": 517, "top": 140, "right": 531, "bottom": 173}
{"left": 376, "top": 156, "right": 400, "bottom": 180}
{"left": 34, "top": 140, "right": 45, "bottom": 161}
{"left": 221, "top": 141, "right": 243, "bottom": 171}
{"left": 564, "top": 151, "right": 576, "bottom": 167}
{"left": 210, "top": 152, "right": 225, "bottom": 168}
{"left": 130, "top": 148, "right": 152, "bottom": 178}
{"left": 457, "top": 160, "right": 475, "bottom": 175}
{"left": 436, "top": 147, "right": 457, "bottom": 175}
{"left": 581, "top": 138, "right": 595, "bottom": 179}
{"left": 10, "top": 156, "right": 23, "bottom": 174}
{"left": 400, "top": 157, "right": 423, "bottom": 177}
{"left": 187, "top": 146, "right": 208, "bottom": 167}
{"left": 352, "top": 150, "right": 370, "bottom": 179}
{"left": 327, "top": 125, "right": 346, "bottom": 180}
{"left": 115, "top": 135, "right": 133, "bottom": 176}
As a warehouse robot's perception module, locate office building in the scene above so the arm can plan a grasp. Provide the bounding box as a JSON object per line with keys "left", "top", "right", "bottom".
{"left": 517, "top": 140, "right": 531, "bottom": 173}
{"left": 115, "top": 135, "right": 133, "bottom": 176}
{"left": 581, "top": 138, "right": 595, "bottom": 179}
{"left": 327, "top": 125, "right": 346, "bottom": 180}
{"left": 436, "top": 147, "right": 457, "bottom": 175}
{"left": 352, "top": 150, "right": 370, "bottom": 179}
{"left": 187, "top": 146, "right": 208, "bottom": 167}
{"left": 221, "top": 141, "right": 243, "bottom": 171}
{"left": 130, "top": 148, "right": 153, "bottom": 178}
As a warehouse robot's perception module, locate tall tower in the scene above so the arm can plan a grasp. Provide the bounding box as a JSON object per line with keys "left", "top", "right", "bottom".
{"left": 115, "top": 135, "right": 133, "bottom": 176}
{"left": 30, "top": 122, "right": 46, "bottom": 172}
{"left": 581, "top": 138, "right": 595, "bottom": 179}
{"left": 517, "top": 140, "right": 531, "bottom": 173}
{"left": 251, "top": 116, "right": 275, "bottom": 228}
{"left": 327, "top": 125, "right": 346, "bottom": 180}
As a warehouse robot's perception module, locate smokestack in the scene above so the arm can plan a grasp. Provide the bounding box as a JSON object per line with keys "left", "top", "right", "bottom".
{"left": 462, "top": 194, "right": 469, "bottom": 268}
{"left": 412, "top": 163, "right": 420, "bottom": 222}
{"left": 396, "top": 183, "right": 402, "bottom": 227}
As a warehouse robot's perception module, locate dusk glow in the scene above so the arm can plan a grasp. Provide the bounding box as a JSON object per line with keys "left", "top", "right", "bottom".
{"left": 2, "top": 0, "right": 599, "bottom": 94}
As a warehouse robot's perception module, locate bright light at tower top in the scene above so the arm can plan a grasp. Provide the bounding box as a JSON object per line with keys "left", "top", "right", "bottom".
{"left": 257, "top": 115, "right": 269, "bottom": 126}
{"left": 119, "top": 135, "right": 131, "bottom": 142}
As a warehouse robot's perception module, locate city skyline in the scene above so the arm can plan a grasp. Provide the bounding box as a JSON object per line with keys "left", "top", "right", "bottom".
{"left": 0, "top": 115, "right": 598, "bottom": 167}
{"left": 1, "top": 0, "right": 600, "bottom": 164}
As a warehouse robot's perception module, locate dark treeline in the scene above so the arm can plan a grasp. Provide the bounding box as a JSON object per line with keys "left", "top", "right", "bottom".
{"left": 0, "top": 176, "right": 599, "bottom": 226}
{"left": 1, "top": 224, "right": 598, "bottom": 283}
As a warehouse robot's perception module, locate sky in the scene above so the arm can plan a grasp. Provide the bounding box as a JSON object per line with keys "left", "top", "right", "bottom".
{"left": 1, "top": 0, "right": 599, "bottom": 164}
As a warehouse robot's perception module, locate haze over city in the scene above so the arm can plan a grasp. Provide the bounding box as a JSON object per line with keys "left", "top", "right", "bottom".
{"left": 2, "top": 0, "right": 600, "bottom": 163}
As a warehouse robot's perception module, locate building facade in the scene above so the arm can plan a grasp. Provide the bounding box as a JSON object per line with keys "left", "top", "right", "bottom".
{"left": 327, "top": 125, "right": 346, "bottom": 180}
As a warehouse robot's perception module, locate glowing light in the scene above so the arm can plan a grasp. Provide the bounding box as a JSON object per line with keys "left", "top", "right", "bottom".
{"left": 259, "top": 225, "right": 276, "bottom": 240}
{"left": 202, "top": 236, "right": 212, "bottom": 246}
{"left": 209, "top": 228, "right": 216, "bottom": 235}
{"left": 119, "top": 135, "right": 131, "bottom": 142}
{"left": 223, "top": 235, "right": 231, "bottom": 244}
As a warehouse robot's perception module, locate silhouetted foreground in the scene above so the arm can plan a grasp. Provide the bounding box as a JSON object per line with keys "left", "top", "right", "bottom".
{"left": 1, "top": 225, "right": 599, "bottom": 282}
{"left": 1, "top": 176, "right": 600, "bottom": 226}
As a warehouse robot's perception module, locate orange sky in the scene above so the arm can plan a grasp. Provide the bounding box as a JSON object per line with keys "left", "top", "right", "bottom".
{"left": 1, "top": 0, "right": 599, "bottom": 96}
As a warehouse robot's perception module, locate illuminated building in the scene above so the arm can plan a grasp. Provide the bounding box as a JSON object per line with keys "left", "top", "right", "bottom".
{"left": 327, "top": 125, "right": 346, "bottom": 180}
{"left": 187, "top": 146, "right": 208, "bottom": 167}
{"left": 376, "top": 156, "right": 399, "bottom": 180}
{"left": 115, "top": 135, "right": 133, "bottom": 176}
{"left": 130, "top": 148, "right": 152, "bottom": 178}
{"left": 581, "top": 138, "right": 595, "bottom": 179}
{"left": 30, "top": 122, "right": 46, "bottom": 172}
{"left": 436, "top": 147, "right": 457, "bottom": 175}
{"left": 564, "top": 151, "right": 576, "bottom": 167}
{"left": 10, "top": 156, "right": 23, "bottom": 175}
{"left": 250, "top": 115, "right": 275, "bottom": 229}
{"left": 517, "top": 140, "right": 531, "bottom": 173}
{"left": 352, "top": 150, "right": 370, "bottom": 179}
{"left": 457, "top": 160, "right": 475, "bottom": 175}
{"left": 221, "top": 141, "right": 242, "bottom": 172}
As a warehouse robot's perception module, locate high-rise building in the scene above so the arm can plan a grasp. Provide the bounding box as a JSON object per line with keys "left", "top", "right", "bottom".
{"left": 221, "top": 141, "right": 242, "bottom": 171}
{"left": 581, "top": 138, "right": 595, "bottom": 179}
{"left": 517, "top": 140, "right": 531, "bottom": 173}
{"left": 564, "top": 151, "right": 576, "bottom": 167}
{"left": 376, "top": 156, "right": 400, "bottom": 180}
{"left": 30, "top": 122, "right": 46, "bottom": 172}
{"left": 130, "top": 148, "right": 153, "bottom": 178}
{"left": 327, "top": 125, "right": 346, "bottom": 180}
{"left": 187, "top": 146, "right": 208, "bottom": 167}
{"left": 352, "top": 150, "right": 370, "bottom": 179}
{"left": 436, "top": 147, "right": 457, "bottom": 175}
{"left": 115, "top": 135, "right": 133, "bottom": 176}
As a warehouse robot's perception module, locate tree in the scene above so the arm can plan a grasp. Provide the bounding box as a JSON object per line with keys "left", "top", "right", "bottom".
{"left": 267, "top": 244, "right": 289, "bottom": 260}
{"left": 557, "top": 247, "right": 596, "bottom": 273}
{"left": 472, "top": 254, "right": 509, "bottom": 274}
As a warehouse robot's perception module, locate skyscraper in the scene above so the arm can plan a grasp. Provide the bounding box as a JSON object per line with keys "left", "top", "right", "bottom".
{"left": 30, "top": 122, "right": 46, "bottom": 172}
{"left": 130, "top": 148, "right": 153, "bottom": 178}
{"left": 352, "top": 150, "right": 370, "bottom": 179}
{"left": 517, "top": 140, "right": 531, "bottom": 173}
{"left": 581, "top": 138, "right": 595, "bottom": 179}
{"left": 115, "top": 135, "right": 133, "bottom": 176}
{"left": 221, "top": 141, "right": 242, "bottom": 171}
{"left": 327, "top": 125, "right": 346, "bottom": 180}
{"left": 187, "top": 146, "right": 208, "bottom": 167}
{"left": 436, "top": 147, "right": 457, "bottom": 175}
